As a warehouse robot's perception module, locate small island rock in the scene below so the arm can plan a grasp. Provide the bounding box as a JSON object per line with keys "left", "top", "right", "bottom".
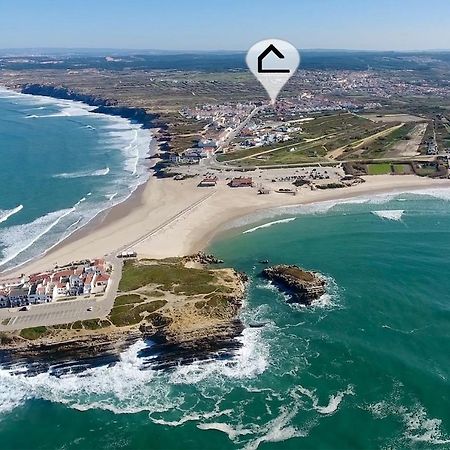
{"left": 262, "top": 264, "right": 326, "bottom": 305}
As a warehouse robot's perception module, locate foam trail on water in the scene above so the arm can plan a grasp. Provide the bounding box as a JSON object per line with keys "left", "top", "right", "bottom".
{"left": 0, "top": 205, "right": 23, "bottom": 224}
{"left": 367, "top": 401, "right": 450, "bottom": 445}
{"left": 243, "top": 218, "right": 296, "bottom": 234}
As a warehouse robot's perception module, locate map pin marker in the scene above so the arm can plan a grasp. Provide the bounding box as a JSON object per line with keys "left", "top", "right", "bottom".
{"left": 246, "top": 39, "right": 300, "bottom": 104}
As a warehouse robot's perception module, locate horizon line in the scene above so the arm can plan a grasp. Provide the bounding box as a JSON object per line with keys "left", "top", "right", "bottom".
{"left": 1, "top": 47, "right": 450, "bottom": 53}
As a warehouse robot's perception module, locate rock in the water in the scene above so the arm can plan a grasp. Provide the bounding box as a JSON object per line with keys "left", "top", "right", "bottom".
{"left": 262, "top": 264, "right": 326, "bottom": 305}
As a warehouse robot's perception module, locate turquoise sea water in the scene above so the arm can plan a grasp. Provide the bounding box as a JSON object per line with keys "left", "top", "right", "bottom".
{"left": 0, "top": 88, "right": 152, "bottom": 271}
{"left": 0, "top": 192, "right": 449, "bottom": 449}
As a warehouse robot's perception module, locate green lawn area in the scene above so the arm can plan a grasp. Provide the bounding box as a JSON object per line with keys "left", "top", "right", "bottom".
{"left": 119, "top": 260, "right": 220, "bottom": 295}
{"left": 20, "top": 326, "right": 48, "bottom": 340}
{"left": 367, "top": 163, "right": 392, "bottom": 175}
{"left": 114, "top": 294, "right": 145, "bottom": 306}
{"left": 219, "top": 113, "right": 379, "bottom": 165}
{"left": 356, "top": 124, "right": 415, "bottom": 159}
{"left": 108, "top": 300, "right": 167, "bottom": 327}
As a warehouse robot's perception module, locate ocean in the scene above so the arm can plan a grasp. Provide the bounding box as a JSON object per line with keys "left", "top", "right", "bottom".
{"left": 0, "top": 88, "right": 153, "bottom": 272}
{"left": 0, "top": 191, "right": 449, "bottom": 449}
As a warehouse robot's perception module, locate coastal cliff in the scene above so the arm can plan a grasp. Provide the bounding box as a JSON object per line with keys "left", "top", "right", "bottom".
{"left": 0, "top": 257, "right": 247, "bottom": 369}
{"left": 262, "top": 264, "right": 326, "bottom": 305}
{"left": 21, "top": 83, "right": 165, "bottom": 130}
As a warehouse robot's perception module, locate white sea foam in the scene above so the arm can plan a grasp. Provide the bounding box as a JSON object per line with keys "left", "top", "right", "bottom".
{"left": 169, "top": 327, "right": 269, "bottom": 384}
{"left": 0, "top": 207, "right": 75, "bottom": 268}
{"left": 310, "top": 274, "right": 340, "bottom": 310}
{"left": 372, "top": 210, "right": 405, "bottom": 221}
{"left": 403, "top": 407, "right": 450, "bottom": 444}
{"left": 152, "top": 409, "right": 233, "bottom": 428}
{"left": 198, "top": 422, "right": 253, "bottom": 440}
{"left": 0, "top": 325, "right": 268, "bottom": 418}
{"left": 197, "top": 399, "right": 308, "bottom": 449}
{"left": 24, "top": 101, "right": 93, "bottom": 118}
{"left": 409, "top": 187, "right": 450, "bottom": 201}
{"left": 1, "top": 88, "right": 154, "bottom": 272}
{"left": 0, "top": 205, "right": 23, "bottom": 224}
{"left": 106, "top": 192, "right": 118, "bottom": 201}
{"left": 297, "top": 384, "right": 354, "bottom": 415}
{"left": 242, "top": 397, "right": 310, "bottom": 450}
{"left": 367, "top": 401, "right": 450, "bottom": 445}
{"left": 243, "top": 218, "right": 296, "bottom": 234}
{"left": 227, "top": 186, "right": 450, "bottom": 235}
{"left": 53, "top": 167, "right": 110, "bottom": 179}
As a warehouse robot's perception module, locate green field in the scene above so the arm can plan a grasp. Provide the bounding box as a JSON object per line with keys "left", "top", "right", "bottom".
{"left": 220, "top": 113, "right": 397, "bottom": 166}
{"left": 347, "top": 123, "right": 416, "bottom": 159}
{"left": 118, "top": 259, "right": 220, "bottom": 295}
{"left": 367, "top": 163, "right": 392, "bottom": 175}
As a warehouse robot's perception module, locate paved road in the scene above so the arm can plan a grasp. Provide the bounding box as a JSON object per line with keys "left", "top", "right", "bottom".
{"left": 0, "top": 258, "right": 123, "bottom": 332}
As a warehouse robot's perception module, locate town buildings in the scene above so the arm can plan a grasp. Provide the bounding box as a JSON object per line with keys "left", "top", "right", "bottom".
{"left": 0, "top": 258, "right": 111, "bottom": 308}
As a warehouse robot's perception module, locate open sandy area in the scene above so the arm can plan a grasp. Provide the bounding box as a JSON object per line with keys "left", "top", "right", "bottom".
{"left": 4, "top": 172, "right": 450, "bottom": 278}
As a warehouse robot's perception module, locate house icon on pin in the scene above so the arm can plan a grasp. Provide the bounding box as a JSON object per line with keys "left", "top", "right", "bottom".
{"left": 257, "top": 44, "right": 290, "bottom": 74}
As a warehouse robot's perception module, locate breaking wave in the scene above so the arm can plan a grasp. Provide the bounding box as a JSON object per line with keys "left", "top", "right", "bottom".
{"left": 371, "top": 209, "right": 404, "bottom": 221}
{"left": 0, "top": 327, "right": 268, "bottom": 416}
{"left": 229, "top": 186, "right": 450, "bottom": 234}
{"left": 243, "top": 218, "right": 296, "bottom": 234}
{"left": 0, "top": 204, "right": 23, "bottom": 225}
{"left": 0, "top": 207, "right": 75, "bottom": 268}
{"left": 53, "top": 167, "right": 110, "bottom": 179}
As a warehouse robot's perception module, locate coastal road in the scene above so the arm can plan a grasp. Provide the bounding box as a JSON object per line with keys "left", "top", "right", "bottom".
{"left": 0, "top": 258, "right": 123, "bottom": 332}
{"left": 216, "top": 105, "right": 266, "bottom": 153}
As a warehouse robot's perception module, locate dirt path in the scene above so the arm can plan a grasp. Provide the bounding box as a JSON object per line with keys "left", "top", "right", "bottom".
{"left": 386, "top": 123, "right": 427, "bottom": 157}
{"left": 327, "top": 124, "right": 404, "bottom": 160}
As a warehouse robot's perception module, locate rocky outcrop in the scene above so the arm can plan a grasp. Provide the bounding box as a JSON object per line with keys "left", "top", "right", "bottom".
{"left": 21, "top": 83, "right": 116, "bottom": 106}
{"left": 139, "top": 320, "right": 245, "bottom": 370}
{"left": 0, "top": 262, "right": 249, "bottom": 371}
{"left": 0, "top": 331, "right": 142, "bottom": 372}
{"left": 262, "top": 264, "right": 326, "bottom": 305}
{"left": 184, "top": 252, "right": 224, "bottom": 265}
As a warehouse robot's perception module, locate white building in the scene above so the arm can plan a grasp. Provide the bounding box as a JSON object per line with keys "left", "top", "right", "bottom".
{"left": 52, "top": 282, "right": 68, "bottom": 300}
{"left": 91, "top": 274, "right": 110, "bottom": 295}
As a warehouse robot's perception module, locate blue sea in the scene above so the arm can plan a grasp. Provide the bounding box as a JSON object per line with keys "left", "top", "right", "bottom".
{"left": 0, "top": 189, "right": 450, "bottom": 449}
{"left": 0, "top": 88, "right": 152, "bottom": 272}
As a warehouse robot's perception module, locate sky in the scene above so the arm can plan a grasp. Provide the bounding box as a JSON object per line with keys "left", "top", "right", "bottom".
{"left": 1, "top": 0, "right": 450, "bottom": 51}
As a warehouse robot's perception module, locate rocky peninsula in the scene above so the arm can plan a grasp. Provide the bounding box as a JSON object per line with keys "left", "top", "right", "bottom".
{"left": 262, "top": 264, "right": 326, "bottom": 305}
{"left": 0, "top": 256, "right": 247, "bottom": 369}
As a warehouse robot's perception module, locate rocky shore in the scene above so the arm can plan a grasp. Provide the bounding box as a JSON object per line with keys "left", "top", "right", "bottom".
{"left": 20, "top": 83, "right": 167, "bottom": 130}
{"left": 262, "top": 264, "right": 326, "bottom": 305}
{"left": 0, "top": 257, "right": 248, "bottom": 370}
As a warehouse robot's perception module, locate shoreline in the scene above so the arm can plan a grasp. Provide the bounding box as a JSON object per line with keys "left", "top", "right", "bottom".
{"left": 20, "top": 83, "right": 166, "bottom": 130}
{"left": 0, "top": 87, "right": 161, "bottom": 274}
{"left": 4, "top": 173, "right": 450, "bottom": 278}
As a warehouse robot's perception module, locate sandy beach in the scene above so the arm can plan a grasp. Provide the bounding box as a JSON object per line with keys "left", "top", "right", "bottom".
{"left": 4, "top": 172, "right": 450, "bottom": 278}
